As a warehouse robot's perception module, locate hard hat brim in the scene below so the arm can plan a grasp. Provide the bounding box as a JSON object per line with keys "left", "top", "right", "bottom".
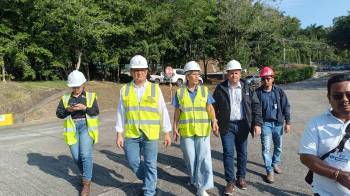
{"left": 130, "top": 66, "right": 148, "bottom": 69}
{"left": 185, "top": 69, "right": 201, "bottom": 73}
{"left": 67, "top": 80, "right": 86, "bottom": 87}
{"left": 225, "top": 68, "right": 242, "bottom": 72}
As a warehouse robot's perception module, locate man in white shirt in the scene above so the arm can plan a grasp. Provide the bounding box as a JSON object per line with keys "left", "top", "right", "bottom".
{"left": 299, "top": 74, "right": 350, "bottom": 196}
{"left": 115, "top": 55, "right": 171, "bottom": 196}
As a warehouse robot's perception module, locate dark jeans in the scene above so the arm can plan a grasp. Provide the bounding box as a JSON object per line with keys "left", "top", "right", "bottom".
{"left": 220, "top": 121, "right": 249, "bottom": 183}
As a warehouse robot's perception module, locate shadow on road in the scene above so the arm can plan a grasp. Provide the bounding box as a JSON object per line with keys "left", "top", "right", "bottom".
{"left": 26, "top": 153, "right": 81, "bottom": 191}
{"left": 26, "top": 152, "right": 137, "bottom": 195}
{"left": 100, "top": 149, "right": 177, "bottom": 195}
{"left": 172, "top": 143, "right": 266, "bottom": 190}
{"left": 250, "top": 181, "right": 309, "bottom": 196}
{"left": 210, "top": 149, "right": 266, "bottom": 181}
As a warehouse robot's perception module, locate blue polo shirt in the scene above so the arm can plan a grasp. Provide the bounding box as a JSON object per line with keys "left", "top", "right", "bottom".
{"left": 261, "top": 89, "right": 278, "bottom": 121}
{"left": 172, "top": 86, "right": 215, "bottom": 108}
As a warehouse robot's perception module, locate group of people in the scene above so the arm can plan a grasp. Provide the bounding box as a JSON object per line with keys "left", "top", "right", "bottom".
{"left": 56, "top": 54, "right": 293, "bottom": 196}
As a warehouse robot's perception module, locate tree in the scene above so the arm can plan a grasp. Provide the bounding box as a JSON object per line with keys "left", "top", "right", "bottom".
{"left": 329, "top": 14, "right": 350, "bottom": 50}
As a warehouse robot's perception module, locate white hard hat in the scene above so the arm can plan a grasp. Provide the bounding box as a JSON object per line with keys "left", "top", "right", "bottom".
{"left": 184, "top": 61, "right": 201, "bottom": 73}
{"left": 129, "top": 55, "right": 148, "bottom": 69}
{"left": 67, "top": 70, "right": 87, "bottom": 87}
{"left": 225, "top": 59, "right": 242, "bottom": 71}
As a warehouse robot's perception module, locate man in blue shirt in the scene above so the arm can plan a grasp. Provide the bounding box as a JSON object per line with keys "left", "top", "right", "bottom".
{"left": 256, "top": 66, "right": 291, "bottom": 183}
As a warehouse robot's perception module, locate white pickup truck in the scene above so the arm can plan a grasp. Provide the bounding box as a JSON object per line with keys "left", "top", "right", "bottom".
{"left": 150, "top": 69, "right": 203, "bottom": 86}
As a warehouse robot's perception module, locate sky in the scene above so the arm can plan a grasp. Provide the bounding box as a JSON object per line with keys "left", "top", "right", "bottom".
{"left": 274, "top": 0, "right": 350, "bottom": 28}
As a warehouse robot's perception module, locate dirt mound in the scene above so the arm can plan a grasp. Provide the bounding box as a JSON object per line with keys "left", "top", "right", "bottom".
{"left": 2, "top": 81, "right": 217, "bottom": 124}
{"left": 23, "top": 81, "right": 120, "bottom": 122}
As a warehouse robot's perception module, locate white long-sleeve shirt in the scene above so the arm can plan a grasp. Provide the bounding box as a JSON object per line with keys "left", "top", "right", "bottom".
{"left": 228, "top": 82, "right": 244, "bottom": 121}
{"left": 115, "top": 81, "right": 172, "bottom": 133}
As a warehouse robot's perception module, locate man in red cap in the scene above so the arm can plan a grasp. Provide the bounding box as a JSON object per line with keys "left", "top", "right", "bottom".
{"left": 255, "top": 66, "right": 291, "bottom": 183}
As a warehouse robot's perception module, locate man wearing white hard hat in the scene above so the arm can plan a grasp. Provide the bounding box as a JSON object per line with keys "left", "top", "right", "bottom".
{"left": 56, "top": 70, "right": 100, "bottom": 196}
{"left": 115, "top": 55, "right": 171, "bottom": 196}
{"left": 213, "top": 59, "right": 262, "bottom": 195}
{"left": 172, "top": 61, "right": 219, "bottom": 196}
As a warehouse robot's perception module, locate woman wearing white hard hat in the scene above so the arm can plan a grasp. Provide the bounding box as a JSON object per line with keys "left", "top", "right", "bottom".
{"left": 172, "top": 61, "right": 219, "bottom": 196}
{"left": 56, "top": 70, "right": 100, "bottom": 196}
{"left": 115, "top": 55, "right": 171, "bottom": 196}
{"left": 213, "top": 59, "right": 262, "bottom": 194}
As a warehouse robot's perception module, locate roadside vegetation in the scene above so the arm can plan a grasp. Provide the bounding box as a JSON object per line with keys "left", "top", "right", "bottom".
{"left": 1, "top": 0, "right": 349, "bottom": 123}
{"left": 1, "top": 0, "right": 349, "bottom": 83}
{"left": 275, "top": 66, "right": 315, "bottom": 84}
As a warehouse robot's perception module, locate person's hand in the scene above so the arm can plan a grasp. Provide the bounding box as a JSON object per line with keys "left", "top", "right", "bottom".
{"left": 72, "top": 103, "right": 87, "bottom": 111}
{"left": 212, "top": 120, "right": 219, "bottom": 137}
{"left": 116, "top": 133, "right": 124, "bottom": 150}
{"left": 66, "top": 103, "right": 86, "bottom": 112}
{"left": 337, "top": 170, "right": 350, "bottom": 190}
{"left": 66, "top": 107, "right": 74, "bottom": 113}
{"left": 284, "top": 124, "right": 291, "bottom": 134}
{"left": 164, "top": 133, "right": 171, "bottom": 147}
{"left": 173, "top": 126, "right": 180, "bottom": 142}
{"left": 253, "top": 126, "right": 261, "bottom": 137}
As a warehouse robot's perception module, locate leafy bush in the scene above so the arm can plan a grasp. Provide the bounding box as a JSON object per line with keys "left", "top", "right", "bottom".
{"left": 274, "top": 65, "right": 315, "bottom": 84}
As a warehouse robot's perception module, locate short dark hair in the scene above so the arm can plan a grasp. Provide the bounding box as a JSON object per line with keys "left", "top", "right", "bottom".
{"left": 327, "top": 74, "right": 350, "bottom": 94}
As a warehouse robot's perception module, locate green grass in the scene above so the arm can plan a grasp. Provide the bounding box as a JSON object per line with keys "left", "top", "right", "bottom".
{"left": 0, "top": 81, "right": 67, "bottom": 112}
{"left": 8, "top": 81, "right": 67, "bottom": 90}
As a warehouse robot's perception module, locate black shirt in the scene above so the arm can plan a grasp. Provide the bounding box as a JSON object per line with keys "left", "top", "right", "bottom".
{"left": 56, "top": 91, "right": 99, "bottom": 119}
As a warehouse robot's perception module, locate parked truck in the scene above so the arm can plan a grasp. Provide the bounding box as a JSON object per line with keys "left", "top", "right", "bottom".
{"left": 150, "top": 69, "right": 203, "bottom": 86}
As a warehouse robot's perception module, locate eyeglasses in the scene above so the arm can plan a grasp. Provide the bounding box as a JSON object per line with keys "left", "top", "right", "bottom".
{"left": 331, "top": 92, "right": 350, "bottom": 100}
{"left": 261, "top": 77, "right": 273, "bottom": 81}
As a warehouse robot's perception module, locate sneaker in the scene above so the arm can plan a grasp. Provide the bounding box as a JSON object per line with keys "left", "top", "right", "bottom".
{"left": 266, "top": 172, "right": 274, "bottom": 183}
{"left": 224, "top": 182, "right": 235, "bottom": 195}
{"left": 273, "top": 165, "right": 282, "bottom": 174}
{"left": 236, "top": 178, "right": 248, "bottom": 190}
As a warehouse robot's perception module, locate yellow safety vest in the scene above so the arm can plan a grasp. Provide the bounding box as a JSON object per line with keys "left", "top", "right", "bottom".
{"left": 122, "top": 82, "right": 161, "bottom": 140}
{"left": 62, "top": 92, "right": 99, "bottom": 145}
{"left": 177, "top": 85, "right": 211, "bottom": 137}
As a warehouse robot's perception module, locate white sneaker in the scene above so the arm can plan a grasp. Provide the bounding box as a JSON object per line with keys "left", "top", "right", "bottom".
{"left": 197, "top": 190, "right": 209, "bottom": 196}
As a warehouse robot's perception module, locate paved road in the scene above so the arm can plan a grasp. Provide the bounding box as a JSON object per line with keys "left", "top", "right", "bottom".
{"left": 0, "top": 76, "right": 331, "bottom": 196}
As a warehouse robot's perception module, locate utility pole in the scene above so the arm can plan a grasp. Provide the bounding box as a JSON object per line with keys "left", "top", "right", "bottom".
{"left": 283, "top": 38, "right": 286, "bottom": 66}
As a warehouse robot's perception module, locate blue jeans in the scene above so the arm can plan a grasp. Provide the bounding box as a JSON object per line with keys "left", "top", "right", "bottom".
{"left": 69, "top": 120, "right": 93, "bottom": 181}
{"left": 124, "top": 134, "right": 158, "bottom": 196}
{"left": 220, "top": 121, "right": 249, "bottom": 182}
{"left": 260, "top": 121, "right": 283, "bottom": 173}
{"left": 180, "top": 136, "right": 214, "bottom": 193}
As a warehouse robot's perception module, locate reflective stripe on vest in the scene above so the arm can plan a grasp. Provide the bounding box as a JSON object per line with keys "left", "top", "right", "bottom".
{"left": 177, "top": 85, "right": 211, "bottom": 137}
{"left": 122, "top": 82, "right": 161, "bottom": 140}
{"left": 62, "top": 92, "right": 99, "bottom": 145}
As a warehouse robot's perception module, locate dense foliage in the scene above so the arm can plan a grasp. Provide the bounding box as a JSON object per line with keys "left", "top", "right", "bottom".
{"left": 274, "top": 66, "right": 315, "bottom": 84}
{"left": 0, "top": 0, "right": 349, "bottom": 82}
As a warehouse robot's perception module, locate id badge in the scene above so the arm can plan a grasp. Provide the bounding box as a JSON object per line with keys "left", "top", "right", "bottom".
{"left": 327, "top": 152, "right": 349, "bottom": 169}
{"left": 274, "top": 103, "right": 278, "bottom": 109}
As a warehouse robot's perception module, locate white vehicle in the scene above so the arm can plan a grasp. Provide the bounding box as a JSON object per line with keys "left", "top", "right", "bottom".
{"left": 150, "top": 69, "right": 203, "bottom": 86}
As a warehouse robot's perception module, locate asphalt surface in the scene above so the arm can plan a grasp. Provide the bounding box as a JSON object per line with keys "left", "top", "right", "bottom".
{"left": 0, "top": 76, "right": 331, "bottom": 196}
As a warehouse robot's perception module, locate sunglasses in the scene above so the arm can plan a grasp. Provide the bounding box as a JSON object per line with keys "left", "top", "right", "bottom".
{"left": 331, "top": 92, "right": 350, "bottom": 100}
{"left": 261, "top": 77, "right": 273, "bottom": 81}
